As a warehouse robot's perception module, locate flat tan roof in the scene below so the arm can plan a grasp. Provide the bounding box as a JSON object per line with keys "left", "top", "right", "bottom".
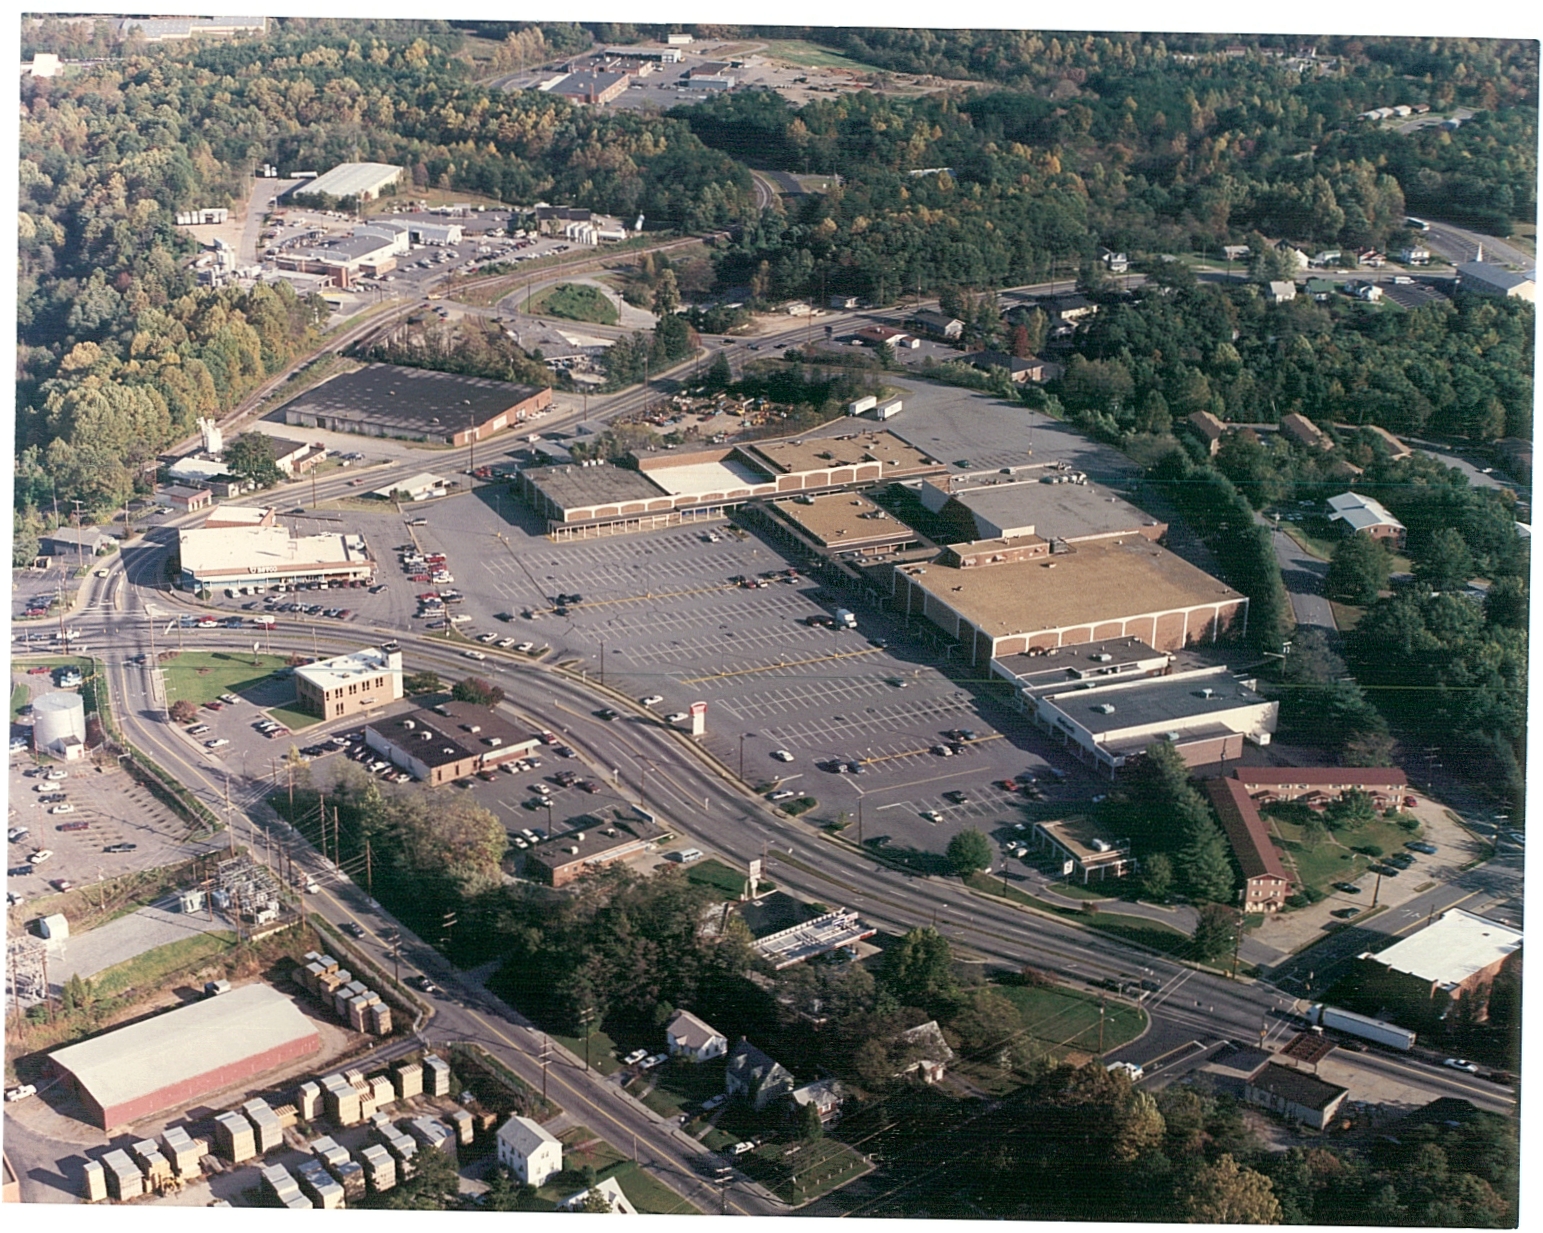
{"left": 1037, "top": 816, "right": 1128, "bottom": 862}
{"left": 745, "top": 430, "right": 937, "bottom": 476}
{"left": 774, "top": 492, "right": 908, "bottom": 547}
{"left": 904, "top": 538, "right": 1241, "bottom": 637}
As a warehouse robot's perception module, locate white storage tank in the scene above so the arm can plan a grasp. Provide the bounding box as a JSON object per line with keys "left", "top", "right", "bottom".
{"left": 33, "top": 691, "right": 87, "bottom": 759}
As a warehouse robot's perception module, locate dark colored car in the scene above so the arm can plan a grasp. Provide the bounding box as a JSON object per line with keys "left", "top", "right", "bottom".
{"left": 103, "top": 843, "right": 138, "bottom": 853}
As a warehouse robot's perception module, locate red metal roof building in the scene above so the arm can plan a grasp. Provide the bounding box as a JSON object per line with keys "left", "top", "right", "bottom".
{"left": 1231, "top": 767, "right": 1408, "bottom": 811}
{"left": 1206, "top": 777, "right": 1293, "bottom": 912}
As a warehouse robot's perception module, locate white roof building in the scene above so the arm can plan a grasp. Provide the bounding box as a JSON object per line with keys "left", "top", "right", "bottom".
{"left": 296, "top": 162, "right": 404, "bottom": 202}
{"left": 178, "top": 525, "right": 375, "bottom": 588}
{"left": 559, "top": 1176, "right": 638, "bottom": 1213}
{"left": 496, "top": 1115, "right": 563, "bottom": 1187}
{"left": 168, "top": 455, "right": 230, "bottom": 483}
{"left": 1360, "top": 908, "right": 1522, "bottom": 996}
{"left": 372, "top": 472, "right": 448, "bottom": 502}
{"left": 1326, "top": 492, "right": 1405, "bottom": 538}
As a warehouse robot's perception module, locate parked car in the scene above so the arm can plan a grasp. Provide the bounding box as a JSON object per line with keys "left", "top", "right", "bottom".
{"left": 342, "top": 921, "right": 366, "bottom": 938}
{"left": 768, "top": 789, "right": 797, "bottom": 802}
{"left": 103, "top": 843, "right": 137, "bottom": 853}
{"left": 49, "top": 804, "right": 75, "bottom": 815}
{"left": 1405, "top": 841, "right": 1438, "bottom": 855}
{"left": 1331, "top": 907, "right": 1362, "bottom": 919}
{"left": 5, "top": 1085, "right": 37, "bottom": 1102}
{"left": 640, "top": 695, "right": 664, "bottom": 707}
{"left": 1333, "top": 882, "right": 1362, "bottom": 894}
{"left": 666, "top": 712, "right": 689, "bottom": 723}
{"left": 621, "top": 1049, "right": 648, "bottom": 1066}
{"left": 640, "top": 1054, "right": 667, "bottom": 1070}
{"left": 771, "top": 750, "right": 795, "bottom": 763}
{"left": 204, "top": 738, "right": 231, "bottom": 749}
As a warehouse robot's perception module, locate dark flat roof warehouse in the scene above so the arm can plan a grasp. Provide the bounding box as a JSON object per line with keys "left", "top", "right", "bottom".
{"left": 523, "top": 463, "right": 669, "bottom": 507}
{"left": 279, "top": 364, "right": 548, "bottom": 442}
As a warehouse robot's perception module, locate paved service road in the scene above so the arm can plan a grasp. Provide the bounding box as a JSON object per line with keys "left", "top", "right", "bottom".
{"left": 1262, "top": 516, "right": 1336, "bottom": 633}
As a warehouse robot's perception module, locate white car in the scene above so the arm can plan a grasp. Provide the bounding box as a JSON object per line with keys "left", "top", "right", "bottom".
{"left": 7, "top": 827, "right": 28, "bottom": 842}
{"left": 920, "top": 809, "right": 944, "bottom": 824}
{"left": 621, "top": 1049, "right": 648, "bottom": 1066}
{"left": 204, "top": 738, "right": 230, "bottom": 749}
{"left": 1443, "top": 1058, "right": 1480, "bottom": 1074}
{"left": 640, "top": 695, "right": 664, "bottom": 707}
{"left": 666, "top": 712, "right": 689, "bottom": 723}
{"left": 46, "top": 769, "right": 67, "bottom": 781}
{"left": 50, "top": 804, "right": 75, "bottom": 815}
{"left": 463, "top": 650, "right": 487, "bottom": 660}
{"left": 515, "top": 642, "right": 535, "bottom": 653}
{"left": 1106, "top": 1061, "right": 1145, "bottom": 1081}
{"left": 771, "top": 750, "right": 795, "bottom": 763}
{"left": 4, "top": 1085, "right": 37, "bottom": 1102}
{"left": 641, "top": 1053, "right": 667, "bottom": 1070}
{"left": 28, "top": 849, "right": 54, "bottom": 865}
{"left": 932, "top": 745, "right": 956, "bottom": 757}
{"left": 769, "top": 789, "right": 797, "bottom": 802}
{"left": 477, "top": 632, "right": 498, "bottom": 643}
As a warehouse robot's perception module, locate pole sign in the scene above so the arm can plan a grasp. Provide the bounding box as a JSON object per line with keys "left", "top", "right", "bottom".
{"left": 689, "top": 700, "right": 708, "bottom": 737}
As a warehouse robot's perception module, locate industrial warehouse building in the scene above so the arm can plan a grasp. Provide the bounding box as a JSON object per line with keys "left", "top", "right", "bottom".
{"left": 178, "top": 525, "right": 375, "bottom": 590}
{"left": 280, "top": 364, "right": 551, "bottom": 444}
{"left": 49, "top": 984, "right": 321, "bottom": 1130}
{"left": 764, "top": 491, "right": 923, "bottom": 559}
{"left": 364, "top": 701, "right": 541, "bottom": 784}
{"left": 1026, "top": 665, "right": 1278, "bottom": 776}
{"left": 294, "top": 647, "right": 404, "bottom": 720}
{"left": 915, "top": 466, "right": 1166, "bottom": 546}
{"left": 517, "top": 430, "right": 943, "bottom": 540}
{"left": 887, "top": 536, "right": 1248, "bottom": 667}
{"left": 289, "top": 162, "right": 403, "bottom": 202}
{"left": 1356, "top": 908, "right": 1523, "bottom": 1010}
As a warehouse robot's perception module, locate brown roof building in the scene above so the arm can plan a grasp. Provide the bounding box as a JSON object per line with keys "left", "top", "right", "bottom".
{"left": 1231, "top": 766, "right": 1409, "bottom": 811}
{"left": 1205, "top": 777, "right": 1292, "bottom": 912}
{"left": 526, "top": 816, "right": 667, "bottom": 887}
{"left": 364, "top": 701, "right": 540, "bottom": 785}
{"left": 1280, "top": 412, "right": 1332, "bottom": 451}
{"left": 1243, "top": 1061, "right": 1349, "bottom": 1130}
{"left": 888, "top": 537, "right": 1246, "bottom": 668}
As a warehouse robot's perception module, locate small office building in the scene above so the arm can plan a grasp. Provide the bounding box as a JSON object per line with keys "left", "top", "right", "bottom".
{"left": 293, "top": 648, "right": 404, "bottom": 720}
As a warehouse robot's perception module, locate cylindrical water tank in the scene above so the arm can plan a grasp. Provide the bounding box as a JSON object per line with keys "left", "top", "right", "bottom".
{"left": 32, "top": 691, "right": 86, "bottom": 754}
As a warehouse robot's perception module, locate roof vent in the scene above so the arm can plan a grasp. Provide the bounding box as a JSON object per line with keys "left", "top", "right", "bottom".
{"left": 575, "top": 832, "right": 585, "bottom": 842}
{"left": 487, "top": 736, "right": 501, "bottom": 746}
{"left": 403, "top": 719, "right": 415, "bottom": 729}
{"left": 419, "top": 732, "right": 432, "bottom": 740}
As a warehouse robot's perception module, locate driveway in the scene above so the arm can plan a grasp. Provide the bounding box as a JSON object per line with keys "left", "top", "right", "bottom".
{"left": 1262, "top": 518, "right": 1336, "bottom": 632}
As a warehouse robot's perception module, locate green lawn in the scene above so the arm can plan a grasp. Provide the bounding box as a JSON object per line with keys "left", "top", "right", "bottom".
{"left": 266, "top": 702, "right": 322, "bottom": 731}
{"left": 162, "top": 651, "right": 293, "bottom": 708}
{"left": 10, "top": 682, "right": 31, "bottom": 722}
{"left": 88, "top": 930, "right": 238, "bottom": 999}
{"left": 1329, "top": 601, "right": 1366, "bottom": 631}
{"left": 1279, "top": 522, "right": 1336, "bottom": 561}
{"left": 1271, "top": 812, "right": 1418, "bottom": 892}
{"left": 529, "top": 283, "right": 618, "bottom": 325}
{"left": 685, "top": 858, "right": 774, "bottom": 900}
{"left": 741, "top": 1137, "right": 871, "bottom": 1206}
{"left": 965, "top": 873, "right": 1196, "bottom": 959}
{"left": 549, "top": 1027, "right": 623, "bottom": 1076}
{"left": 600, "top": 1161, "right": 700, "bottom": 1215}
{"left": 762, "top": 38, "right": 885, "bottom": 71}
{"left": 993, "top": 983, "right": 1146, "bottom": 1055}
{"left": 635, "top": 1058, "right": 725, "bottom": 1119}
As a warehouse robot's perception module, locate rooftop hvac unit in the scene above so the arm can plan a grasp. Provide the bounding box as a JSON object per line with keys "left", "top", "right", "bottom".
{"left": 1090, "top": 839, "right": 1111, "bottom": 852}
{"left": 1092, "top": 653, "right": 1113, "bottom": 662}
{"left": 1164, "top": 731, "right": 1181, "bottom": 742}
{"left": 403, "top": 719, "right": 415, "bottom": 729}
{"left": 1093, "top": 703, "right": 1116, "bottom": 714}
{"left": 1196, "top": 688, "right": 1215, "bottom": 699}
{"left": 575, "top": 833, "right": 585, "bottom": 841}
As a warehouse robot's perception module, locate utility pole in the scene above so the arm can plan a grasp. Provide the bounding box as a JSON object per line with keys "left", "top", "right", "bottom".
{"left": 738, "top": 733, "right": 745, "bottom": 780}
{"left": 1231, "top": 906, "right": 1243, "bottom": 979}
{"left": 540, "top": 1033, "right": 551, "bottom": 1101}
{"left": 1099, "top": 999, "right": 1106, "bottom": 1053}
{"left": 1371, "top": 870, "right": 1383, "bottom": 909}
{"left": 579, "top": 1006, "right": 596, "bottom": 1071}
{"left": 599, "top": 639, "right": 604, "bottom": 687}
{"left": 365, "top": 837, "right": 372, "bottom": 893}
{"left": 857, "top": 798, "right": 863, "bottom": 846}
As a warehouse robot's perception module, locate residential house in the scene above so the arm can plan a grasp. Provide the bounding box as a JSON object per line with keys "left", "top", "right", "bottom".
{"left": 1304, "top": 278, "right": 1336, "bottom": 302}
{"left": 1352, "top": 283, "right": 1384, "bottom": 302}
{"left": 495, "top": 1115, "right": 563, "bottom": 1187}
{"left": 725, "top": 1040, "right": 795, "bottom": 1110}
{"left": 1040, "top": 293, "right": 1097, "bottom": 324}
{"left": 1399, "top": 246, "right": 1430, "bottom": 265}
{"left": 665, "top": 1010, "right": 728, "bottom": 1062}
{"left": 853, "top": 324, "right": 913, "bottom": 348}
{"left": 1204, "top": 778, "right": 1293, "bottom": 913}
{"left": 893, "top": 1020, "right": 955, "bottom": 1083}
{"left": 559, "top": 1176, "right": 637, "bottom": 1214}
{"left": 1188, "top": 410, "right": 1227, "bottom": 456}
{"left": 1265, "top": 281, "right": 1298, "bottom": 304}
{"left": 1356, "top": 249, "right": 1387, "bottom": 268}
{"left": 1280, "top": 412, "right": 1331, "bottom": 451}
{"left": 907, "top": 310, "right": 964, "bottom": 341}
{"left": 790, "top": 1079, "right": 846, "bottom": 1125}
{"left": 962, "top": 349, "right": 1053, "bottom": 383}
{"left": 1326, "top": 492, "right": 1406, "bottom": 548}
{"left": 1231, "top": 767, "right": 1409, "bottom": 812}
{"left": 1222, "top": 244, "right": 1252, "bottom": 262}
{"left": 1098, "top": 247, "right": 1129, "bottom": 274}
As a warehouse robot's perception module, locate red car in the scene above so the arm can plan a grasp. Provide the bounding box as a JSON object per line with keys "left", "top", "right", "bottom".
{"left": 51, "top": 879, "right": 75, "bottom": 892}
{"left": 56, "top": 821, "right": 90, "bottom": 832}
{"left": 1403, "top": 796, "right": 1418, "bottom": 808}
{"left": 204, "top": 700, "right": 224, "bottom": 711}
{"left": 409, "top": 573, "right": 430, "bottom": 583}
{"left": 577, "top": 780, "right": 600, "bottom": 793}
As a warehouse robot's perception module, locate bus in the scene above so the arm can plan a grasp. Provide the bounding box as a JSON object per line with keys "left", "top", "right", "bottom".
{"left": 1405, "top": 216, "right": 1430, "bottom": 232}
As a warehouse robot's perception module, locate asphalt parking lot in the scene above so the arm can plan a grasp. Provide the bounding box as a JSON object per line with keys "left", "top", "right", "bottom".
{"left": 7, "top": 758, "right": 198, "bottom": 911}
{"left": 391, "top": 495, "right": 1102, "bottom": 856}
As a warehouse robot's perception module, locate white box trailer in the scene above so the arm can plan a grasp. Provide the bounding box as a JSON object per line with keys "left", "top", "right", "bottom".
{"left": 1307, "top": 1003, "right": 1416, "bottom": 1051}
{"left": 846, "top": 394, "right": 877, "bottom": 417}
{"left": 875, "top": 398, "right": 903, "bottom": 420}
